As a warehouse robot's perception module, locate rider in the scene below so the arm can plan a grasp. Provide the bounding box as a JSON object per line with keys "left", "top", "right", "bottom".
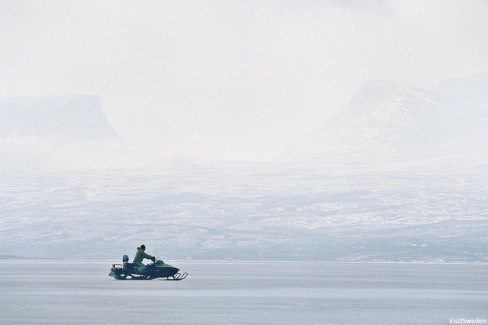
{"left": 133, "top": 244, "right": 155, "bottom": 273}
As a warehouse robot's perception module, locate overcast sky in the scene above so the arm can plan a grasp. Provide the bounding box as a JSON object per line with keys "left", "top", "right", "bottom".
{"left": 1, "top": 0, "right": 488, "bottom": 161}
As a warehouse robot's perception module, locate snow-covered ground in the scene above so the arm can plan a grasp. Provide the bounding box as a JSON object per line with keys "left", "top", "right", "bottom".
{"left": 1, "top": 164, "right": 487, "bottom": 261}
{"left": 0, "top": 260, "right": 486, "bottom": 324}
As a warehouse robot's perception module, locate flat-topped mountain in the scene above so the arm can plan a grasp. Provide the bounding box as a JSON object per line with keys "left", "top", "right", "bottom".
{"left": 0, "top": 95, "right": 134, "bottom": 171}
{"left": 0, "top": 95, "right": 119, "bottom": 140}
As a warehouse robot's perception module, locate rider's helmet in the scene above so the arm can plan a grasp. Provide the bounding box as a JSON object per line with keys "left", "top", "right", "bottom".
{"left": 141, "top": 244, "right": 146, "bottom": 250}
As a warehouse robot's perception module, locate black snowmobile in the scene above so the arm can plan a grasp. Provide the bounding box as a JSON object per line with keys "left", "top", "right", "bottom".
{"left": 109, "top": 255, "right": 188, "bottom": 280}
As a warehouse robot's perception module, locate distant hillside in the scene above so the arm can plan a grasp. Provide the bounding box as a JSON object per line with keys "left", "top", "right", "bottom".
{"left": 281, "top": 79, "right": 488, "bottom": 167}
{"left": 0, "top": 254, "right": 30, "bottom": 260}
{"left": 0, "top": 95, "right": 119, "bottom": 140}
{"left": 431, "top": 72, "right": 488, "bottom": 114}
{"left": 0, "top": 95, "right": 145, "bottom": 171}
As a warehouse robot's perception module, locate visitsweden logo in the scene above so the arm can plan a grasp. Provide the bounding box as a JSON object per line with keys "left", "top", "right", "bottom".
{"left": 449, "top": 318, "right": 487, "bottom": 324}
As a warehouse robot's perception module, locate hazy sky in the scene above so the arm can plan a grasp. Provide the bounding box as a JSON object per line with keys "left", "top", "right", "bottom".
{"left": 1, "top": 0, "right": 488, "bottom": 161}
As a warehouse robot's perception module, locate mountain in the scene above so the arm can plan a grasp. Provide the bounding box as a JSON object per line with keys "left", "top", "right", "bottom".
{"left": 281, "top": 79, "right": 488, "bottom": 168}
{"left": 431, "top": 72, "right": 488, "bottom": 115}
{"left": 0, "top": 95, "right": 119, "bottom": 140}
{"left": 0, "top": 95, "right": 146, "bottom": 171}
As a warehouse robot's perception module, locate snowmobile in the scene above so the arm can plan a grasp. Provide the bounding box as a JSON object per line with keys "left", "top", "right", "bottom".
{"left": 109, "top": 255, "right": 188, "bottom": 280}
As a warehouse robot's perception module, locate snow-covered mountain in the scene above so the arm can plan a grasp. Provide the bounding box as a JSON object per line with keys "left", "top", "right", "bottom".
{"left": 1, "top": 80, "right": 487, "bottom": 262}
{"left": 281, "top": 79, "right": 488, "bottom": 168}
{"left": 0, "top": 96, "right": 150, "bottom": 171}
{"left": 0, "top": 95, "right": 119, "bottom": 140}
{"left": 431, "top": 72, "right": 488, "bottom": 115}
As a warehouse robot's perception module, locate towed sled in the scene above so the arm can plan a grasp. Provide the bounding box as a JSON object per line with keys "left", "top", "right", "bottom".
{"left": 109, "top": 255, "right": 188, "bottom": 280}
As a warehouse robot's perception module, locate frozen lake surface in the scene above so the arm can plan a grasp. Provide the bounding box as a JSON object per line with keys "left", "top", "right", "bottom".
{"left": 1, "top": 261, "right": 487, "bottom": 324}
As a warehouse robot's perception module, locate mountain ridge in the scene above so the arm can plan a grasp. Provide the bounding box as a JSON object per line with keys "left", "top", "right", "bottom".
{"left": 281, "top": 78, "right": 488, "bottom": 167}
{"left": 0, "top": 95, "right": 143, "bottom": 171}
{"left": 0, "top": 95, "right": 119, "bottom": 140}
